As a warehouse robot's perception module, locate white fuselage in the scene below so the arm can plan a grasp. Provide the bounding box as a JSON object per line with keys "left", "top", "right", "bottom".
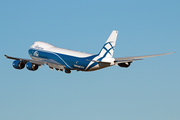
{"left": 29, "top": 41, "right": 115, "bottom": 71}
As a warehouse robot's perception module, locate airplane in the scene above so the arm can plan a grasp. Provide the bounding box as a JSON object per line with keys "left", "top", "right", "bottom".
{"left": 5, "top": 30, "right": 174, "bottom": 74}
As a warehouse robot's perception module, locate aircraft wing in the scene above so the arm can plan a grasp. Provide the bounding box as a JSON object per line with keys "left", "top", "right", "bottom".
{"left": 4, "top": 55, "right": 65, "bottom": 69}
{"left": 114, "top": 52, "right": 174, "bottom": 63}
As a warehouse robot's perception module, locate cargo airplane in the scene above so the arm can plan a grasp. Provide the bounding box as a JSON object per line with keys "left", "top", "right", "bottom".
{"left": 5, "top": 30, "right": 173, "bottom": 73}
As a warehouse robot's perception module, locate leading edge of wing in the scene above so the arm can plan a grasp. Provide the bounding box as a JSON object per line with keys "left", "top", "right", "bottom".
{"left": 5, "top": 54, "right": 45, "bottom": 65}
{"left": 5, "top": 54, "right": 32, "bottom": 62}
{"left": 4, "top": 54, "right": 65, "bottom": 70}
{"left": 114, "top": 52, "right": 175, "bottom": 63}
{"left": 4, "top": 55, "right": 65, "bottom": 69}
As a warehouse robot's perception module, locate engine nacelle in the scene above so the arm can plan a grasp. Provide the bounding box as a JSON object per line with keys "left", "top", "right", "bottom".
{"left": 26, "top": 62, "right": 38, "bottom": 71}
{"left": 118, "top": 62, "right": 132, "bottom": 68}
{"left": 12, "top": 60, "right": 25, "bottom": 69}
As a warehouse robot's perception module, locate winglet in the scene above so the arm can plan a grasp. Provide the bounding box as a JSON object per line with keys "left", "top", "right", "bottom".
{"left": 4, "top": 54, "right": 10, "bottom": 59}
{"left": 4, "top": 54, "right": 22, "bottom": 60}
{"left": 4, "top": 54, "right": 17, "bottom": 60}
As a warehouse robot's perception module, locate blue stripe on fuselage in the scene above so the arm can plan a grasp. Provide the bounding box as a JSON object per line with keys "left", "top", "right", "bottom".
{"left": 28, "top": 48, "right": 97, "bottom": 71}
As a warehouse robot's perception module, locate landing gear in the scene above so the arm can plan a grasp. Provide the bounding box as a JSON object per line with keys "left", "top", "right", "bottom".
{"left": 65, "top": 69, "right": 71, "bottom": 74}
{"left": 49, "top": 67, "right": 53, "bottom": 70}
{"left": 48, "top": 66, "right": 70, "bottom": 73}
{"left": 55, "top": 68, "right": 59, "bottom": 71}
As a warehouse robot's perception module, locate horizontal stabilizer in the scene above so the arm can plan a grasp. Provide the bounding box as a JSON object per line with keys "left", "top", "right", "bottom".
{"left": 86, "top": 59, "right": 111, "bottom": 64}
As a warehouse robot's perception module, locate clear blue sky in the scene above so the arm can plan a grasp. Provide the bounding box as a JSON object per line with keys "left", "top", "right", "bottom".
{"left": 0, "top": 0, "right": 180, "bottom": 120}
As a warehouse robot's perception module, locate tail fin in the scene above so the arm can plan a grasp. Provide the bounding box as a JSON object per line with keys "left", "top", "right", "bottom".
{"left": 98, "top": 30, "right": 118, "bottom": 58}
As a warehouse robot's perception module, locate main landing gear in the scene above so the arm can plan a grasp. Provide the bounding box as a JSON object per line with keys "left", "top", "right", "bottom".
{"left": 49, "top": 66, "right": 71, "bottom": 74}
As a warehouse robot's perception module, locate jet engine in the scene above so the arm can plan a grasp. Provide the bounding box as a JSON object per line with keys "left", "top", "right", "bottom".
{"left": 118, "top": 62, "right": 132, "bottom": 68}
{"left": 26, "top": 62, "right": 38, "bottom": 71}
{"left": 12, "top": 60, "right": 25, "bottom": 69}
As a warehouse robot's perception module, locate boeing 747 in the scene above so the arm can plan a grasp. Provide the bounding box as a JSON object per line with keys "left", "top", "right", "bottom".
{"left": 5, "top": 30, "right": 174, "bottom": 73}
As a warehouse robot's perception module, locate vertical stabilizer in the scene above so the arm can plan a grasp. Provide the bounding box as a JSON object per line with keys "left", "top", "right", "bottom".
{"left": 98, "top": 30, "right": 118, "bottom": 58}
